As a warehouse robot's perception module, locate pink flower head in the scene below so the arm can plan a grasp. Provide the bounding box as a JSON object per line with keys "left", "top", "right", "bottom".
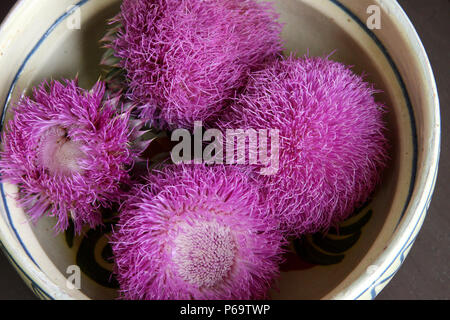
{"left": 221, "top": 56, "right": 389, "bottom": 237}
{"left": 0, "top": 79, "right": 138, "bottom": 233}
{"left": 103, "top": 0, "right": 283, "bottom": 129}
{"left": 111, "top": 164, "right": 284, "bottom": 300}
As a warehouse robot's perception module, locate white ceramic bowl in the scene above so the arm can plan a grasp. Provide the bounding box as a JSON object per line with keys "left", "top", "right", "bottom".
{"left": 0, "top": 0, "right": 440, "bottom": 300}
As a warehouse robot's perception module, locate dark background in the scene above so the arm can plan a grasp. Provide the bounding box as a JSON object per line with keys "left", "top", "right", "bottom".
{"left": 0, "top": 0, "right": 448, "bottom": 300}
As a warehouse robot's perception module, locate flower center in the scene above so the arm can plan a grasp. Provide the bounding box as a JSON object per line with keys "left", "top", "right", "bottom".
{"left": 38, "top": 126, "right": 84, "bottom": 176}
{"left": 172, "top": 221, "right": 236, "bottom": 288}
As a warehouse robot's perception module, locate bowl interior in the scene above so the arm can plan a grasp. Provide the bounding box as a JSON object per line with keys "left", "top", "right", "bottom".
{"left": 0, "top": 0, "right": 421, "bottom": 300}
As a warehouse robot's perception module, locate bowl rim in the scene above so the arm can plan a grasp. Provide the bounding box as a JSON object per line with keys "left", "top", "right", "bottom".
{"left": 0, "top": 0, "right": 441, "bottom": 300}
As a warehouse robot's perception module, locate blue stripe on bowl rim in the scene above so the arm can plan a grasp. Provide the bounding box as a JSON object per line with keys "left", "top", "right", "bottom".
{"left": 0, "top": 239, "right": 53, "bottom": 300}
{"left": 0, "top": 0, "right": 424, "bottom": 300}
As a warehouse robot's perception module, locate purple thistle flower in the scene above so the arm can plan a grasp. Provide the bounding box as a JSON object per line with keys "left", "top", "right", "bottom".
{"left": 111, "top": 164, "right": 284, "bottom": 300}
{"left": 102, "top": 0, "right": 283, "bottom": 129}
{"left": 221, "top": 56, "right": 389, "bottom": 237}
{"left": 0, "top": 79, "right": 139, "bottom": 233}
